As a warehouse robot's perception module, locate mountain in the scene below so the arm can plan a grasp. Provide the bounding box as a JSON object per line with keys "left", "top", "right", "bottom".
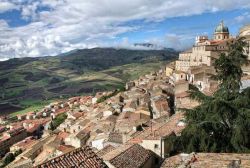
{"left": 0, "top": 47, "right": 178, "bottom": 115}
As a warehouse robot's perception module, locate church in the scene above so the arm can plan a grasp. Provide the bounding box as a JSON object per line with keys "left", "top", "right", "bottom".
{"left": 175, "top": 21, "right": 233, "bottom": 72}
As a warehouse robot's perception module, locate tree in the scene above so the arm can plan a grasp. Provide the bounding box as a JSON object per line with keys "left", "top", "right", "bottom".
{"left": 168, "top": 37, "right": 250, "bottom": 154}
{"left": 3, "top": 153, "right": 15, "bottom": 166}
{"left": 213, "top": 37, "right": 248, "bottom": 97}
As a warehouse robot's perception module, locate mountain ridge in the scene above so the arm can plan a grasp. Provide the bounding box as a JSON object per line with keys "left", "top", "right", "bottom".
{"left": 0, "top": 47, "right": 178, "bottom": 115}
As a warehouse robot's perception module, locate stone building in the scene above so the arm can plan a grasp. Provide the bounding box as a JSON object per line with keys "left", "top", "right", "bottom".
{"left": 175, "top": 21, "right": 233, "bottom": 72}
{"left": 0, "top": 127, "right": 27, "bottom": 156}
{"left": 129, "top": 113, "right": 185, "bottom": 158}
{"left": 65, "top": 130, "right": 90, "bottom": 148}
{"left": 239, "top": 24, "right": 250, "bottom": 60}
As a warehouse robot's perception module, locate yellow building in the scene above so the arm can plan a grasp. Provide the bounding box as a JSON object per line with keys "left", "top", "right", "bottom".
{"left": 165, "top": 64, "right": 174, "bottom": 77}
{"left": 239, "top": 25, "right": 250, "bottom": 60}
{"left": 175, "top": 21, "right": 233, "bottom": 72}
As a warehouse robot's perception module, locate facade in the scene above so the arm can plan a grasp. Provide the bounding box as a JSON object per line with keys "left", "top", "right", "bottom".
{"left": 150, "top": 96, "right": 170, "bottom": 119}
{"left": 165, "top": 67, "right": 174, "bottom": 77}
{"left": 129, "top": 113, "right": 185, "bottom": 158}
{"left": 175, "top": 21, "right": 232, "bottom": 72}
{"left": 91, "top": 133, "right": 109, "bottom": 150}
{"left": 65, "top": 130, "right": 90, "bottom": 148}
{"left": 0, "top": 127, "right": 27, "bottom": 156}
{"left": 239, "top": 25, "right": 250, "bottom": 60}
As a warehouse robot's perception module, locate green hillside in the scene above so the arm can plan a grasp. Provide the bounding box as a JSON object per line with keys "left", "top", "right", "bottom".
{"left": 0, "top": 48, "right": 178, "bottom": 115}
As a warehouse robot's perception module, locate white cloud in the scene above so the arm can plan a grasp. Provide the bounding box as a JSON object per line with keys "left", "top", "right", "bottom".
{"left": 235, "top": 12, "right": 250, "bottom": 25}
{"left": 21, "top": 1, "right": 40, "bottom": 21}
{"left": 1, "top": 0, "right": 250, "bottom": 59}
{"left": 0, "top": 1, "right": 18, "bottom": 13}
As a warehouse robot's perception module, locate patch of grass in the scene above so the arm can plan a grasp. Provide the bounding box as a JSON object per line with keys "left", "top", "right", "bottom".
{"left": 4, "top": 88, "right": 23, "bottom": 99}
{"left": 10, "top": 99, "right": 52, "bottom": 117}
{"left": 97, "top": 86, "right": 125, "bottom": 103}
{"left": 50, "top": 113, "right": 67, "bottom": 130}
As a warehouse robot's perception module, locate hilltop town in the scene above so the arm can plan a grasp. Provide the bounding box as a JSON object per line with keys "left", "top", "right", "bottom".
{"left": 0, "top": 22, "right": 250, "bottom": 168}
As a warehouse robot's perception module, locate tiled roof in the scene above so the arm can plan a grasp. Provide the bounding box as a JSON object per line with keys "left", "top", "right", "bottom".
{"left": 130, "top": 113, "right": 185, "bottom": 141}
{"left": 72, "top": 112, "right": 84, "bottom": 119}
{"left": 175, "top": 91, "right": 190, "bottom": 98}
{"left": 108, "top": 132, "right": 123, "bottom": 144}
{"left": 161, "top": 153, "right": 250, "bottom": 168}
{"left": 12, "top": 136, "right": 37, "bottom": 150}
{"left": 56, "top": 145, "right": 74, "bottom": 154}
{"left": 56, "top": 131, "right": 69, "bottom": 141}
{"left": 97, "top": 145, "right": 116, "bottom": 157}
{"left": 154, "top": 99, "right": 169, "bottom": 112}
{"left": 76, "top": 129, "right": 90, "bottom": 140}
{"left": 109, "top": 144, "right": 155, "bottom": 168}
{"left": 35, "top": 146, "right": 107, "bottom": 168}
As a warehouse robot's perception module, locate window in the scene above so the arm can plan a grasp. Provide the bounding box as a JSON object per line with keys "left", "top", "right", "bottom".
{"left": 154, "top": 144, "right": 159, "bottom": 149}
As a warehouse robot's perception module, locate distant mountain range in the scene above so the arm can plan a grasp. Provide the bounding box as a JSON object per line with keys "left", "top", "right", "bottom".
{"left": 0, "top": 47, "right": 178, "bottom": 115}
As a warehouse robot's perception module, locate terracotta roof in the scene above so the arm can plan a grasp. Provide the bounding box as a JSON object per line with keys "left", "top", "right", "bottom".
{"left": 123, "top": 100, "right": 137, "bottom": 110}
{"left": 72, "top": 112, "right": 84, "bottom": 119}
{"left": 26, "top": 124, "right": 41, "bottom": 133}
{"left": 154, "top": 99, "right": 169, "bottom": 112}
{"left": 56, "top": 145, "right": 74, "bottom": 154}
{"left": 109, "top": 144, "right": 155, "bottom": 168}
{"left": 76, "top": 130, "right": 90, "bottom": 140}
{"left": 0, "top": 135, "right": 10, "bottom": 143}
{"left": 35, "top": 146, "right": 107, "bottom": 168}
{"left": 105, "top": 115, "right": 118, "bottom": 123}
{"left": 129, "top": 113, "right": 185, "bottom": 141}
{"left": 78, "top": 119, "right": 91, "bottom": 127}
{"left": 97, "top": 145, "right": 116, "bottom": 157}
{"left": 56, "top": 131, "right": 69, "bottom": 141}
{"left": 108, "top": 132, "right": 123, "bottom": 144}
{"left": 175, "top": 91, "right": 190, "bottom": 98}
{"left": 174, "top": 80, "right": 188, "bottom": 85}
{"left": 12, "top": 137, "right": 37, "bottom": 149}
{"left": 161, "top": 153, "right": 250, "bottom": 168}
{"left": 7, "top": 126, "right": 26, "bottom": 136}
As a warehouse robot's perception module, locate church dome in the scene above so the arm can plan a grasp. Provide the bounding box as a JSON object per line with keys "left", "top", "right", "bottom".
{"left": 215, "top": 21, "right": 229, "bottom": 33}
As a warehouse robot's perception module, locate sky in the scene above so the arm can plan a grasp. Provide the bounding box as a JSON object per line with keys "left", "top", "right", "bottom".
{"left": 0, "top": 0, "right": 250, "bottom": 60}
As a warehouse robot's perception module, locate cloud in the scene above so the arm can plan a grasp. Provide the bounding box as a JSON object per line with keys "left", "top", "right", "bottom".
{"left": 20, "top": 1, "right": 40, "bottom": 21}
{"left": 235, "top": 12, "right": 250, "bottom": 25}
{"left": 1, "top": 0, "right": 250, "bottom": 59}
{"left": 0, "top": 1, "right": 18, "bottom": 13}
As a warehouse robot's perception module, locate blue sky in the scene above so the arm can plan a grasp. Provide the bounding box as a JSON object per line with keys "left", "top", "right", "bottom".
{"left": 118, "top": 9, "right": 250, "bottom": 49}
{"left": 0, "top": 0, "right": 250, "bottom": 60}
